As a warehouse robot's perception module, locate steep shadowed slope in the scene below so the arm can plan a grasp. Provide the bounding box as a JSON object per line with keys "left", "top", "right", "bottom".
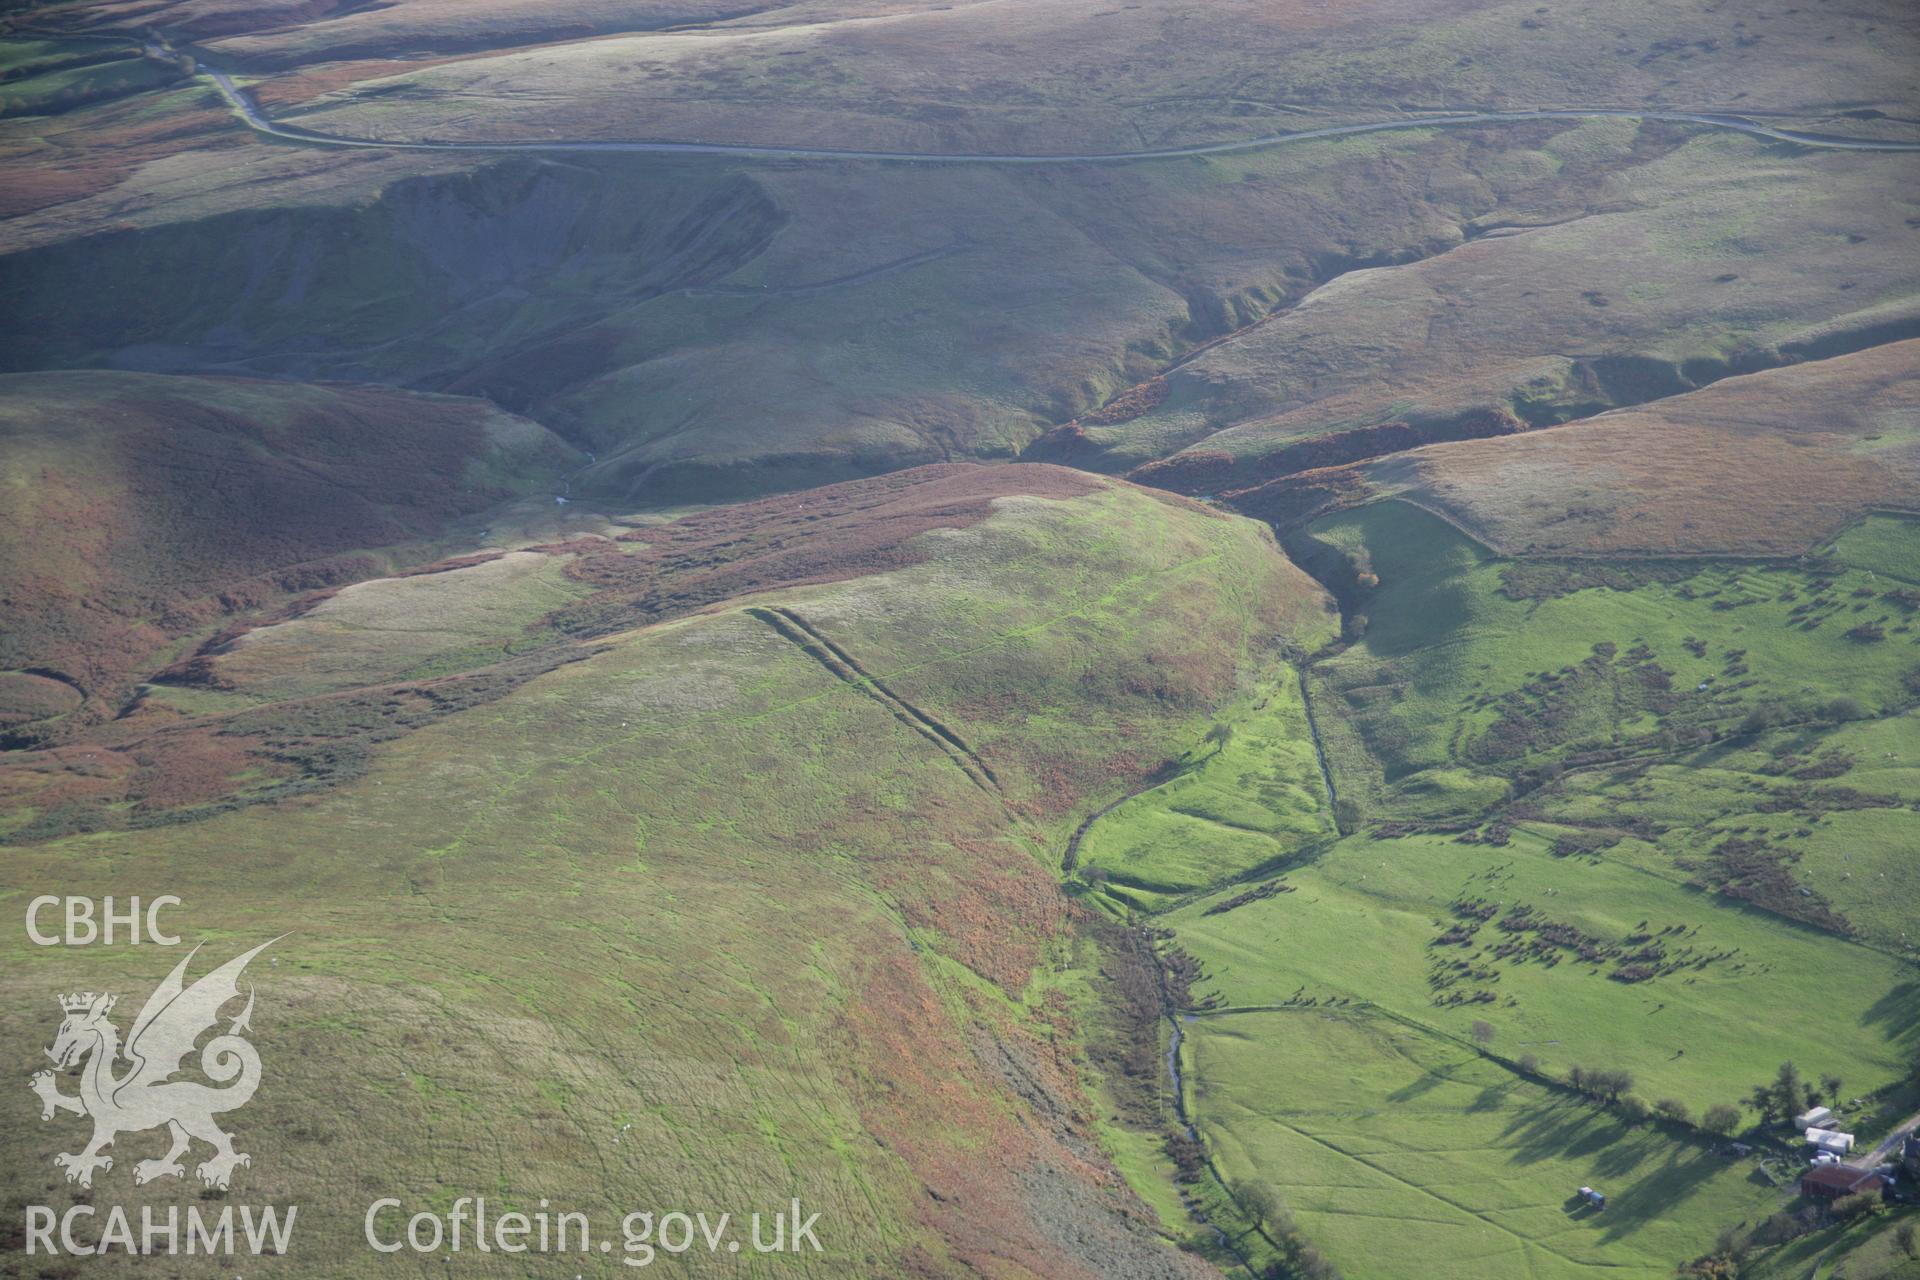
{"left": 0, "top": 369, "right": 580, "bottom": 729}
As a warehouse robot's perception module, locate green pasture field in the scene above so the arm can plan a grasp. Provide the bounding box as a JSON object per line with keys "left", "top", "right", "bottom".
{"left": 1171, "top": 828, "right": 1916, "bottom": 1127}
{"left": 1184, "top": 1006, "right": 1787, "bottom": 1280}
{"left": 1090, "top": 499, "right": 1920, "bottom": 1279}
{"left": 1298, "top": 501, "right": 1920, "bottom": 821}
{"left": 0, "top": 40, "right": 178, "bottom": 117}
{"left": 1077, "top": 661, "right": 1335, "bottom": 906}
{"left": 1530, "top": 708, "right": 1920, "bottom": 953}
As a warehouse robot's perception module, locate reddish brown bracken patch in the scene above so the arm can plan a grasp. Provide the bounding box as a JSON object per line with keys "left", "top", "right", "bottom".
{"left": 547, "top": 464, "right": 1105, "bottom": 639}
{"left": 1220, "top": 465, "right": 1378, "bottom": 529}
{"left": 1393, "top": 346, "right": 1920, "bottom": 556}
{"left": 0, "top": 90, "right": 240, "bottom": 225}
{"left": 249, "top": 56, "right": 478, "bottom": 106}
{"left": 1080, "top": 376, "right": 1169, "bottom": 427}
{"left": 391, "top": 551, "right": 510, "bottom": 578}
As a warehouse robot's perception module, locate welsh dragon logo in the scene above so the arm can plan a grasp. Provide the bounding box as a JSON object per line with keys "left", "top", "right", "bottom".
{"left": 29, "top": 939, "right": 278, "bottom": 1190}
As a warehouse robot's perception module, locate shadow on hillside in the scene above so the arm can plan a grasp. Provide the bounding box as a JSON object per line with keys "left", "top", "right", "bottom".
{"left": 1496, "top": 1098, "right": 1730, "bottom": 1242}
{"left": 1499, "top": 1100, "right": 1623, "bottom": 1166}
{"left": 1468, "top": 1078, "right": 1521, "bottom": 1113}
{"left": 1362, "top": 581, "right": 1475, "bottom": 660}
{"left": 1861, "top": 981, "right": 1920, "bottom": 1045}
{"left": 1386, "top": 1070, "right": 1449, "bottom": 1104}
{"left": 1594, "top": 1148, "right": 1723, "bottom": 1245}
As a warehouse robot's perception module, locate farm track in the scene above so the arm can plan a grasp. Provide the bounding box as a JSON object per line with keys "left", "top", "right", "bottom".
{"left": 746, "top": 605, "right": 1002, "bottom": 795}
{"left": 203, "top": 68, "right": 1920, "bottom": 163}
{"left": 1847, "top": 1107, "right": 1920, "bottom": 1170}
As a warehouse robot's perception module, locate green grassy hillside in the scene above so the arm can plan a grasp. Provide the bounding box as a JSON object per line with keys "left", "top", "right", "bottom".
{"left": 0, "top": 470, "right": 1332, "bottom": 1277}
{"left": 1077, "top": 663, "right": 1335, "bottom": 908}
{"left": 1296, "top": 502, "right": 1920, "bottom": 818}
{"left": 1175, "top": 829, "right": 1913, "bottom": 1132}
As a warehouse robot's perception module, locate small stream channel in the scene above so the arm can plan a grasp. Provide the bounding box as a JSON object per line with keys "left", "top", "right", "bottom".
{"left": 1166, "top": 1013, "right": 1198, "bottom": 1140}
{"left": 1165, "top": 1011, "right": 1243, "bottom": 1259}
{"left": 1070, "top": 657, "right": 1336, "bottom": 1268}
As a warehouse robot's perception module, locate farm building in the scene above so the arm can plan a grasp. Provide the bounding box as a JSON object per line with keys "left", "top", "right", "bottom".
{"left": 1805, "top": 1128, "right": 1854, "bottom": 1155}
{"left": 1795, "top": 1106, "right": 1835, "bottom": 1130}
{"left": 1801, "top": 1165, "right": 1884, "bottom": 1201}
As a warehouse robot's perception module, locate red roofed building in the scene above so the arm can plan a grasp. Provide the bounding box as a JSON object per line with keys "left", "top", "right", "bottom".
{"left": 1800, "top": 1165, "right": 1885, "bottom": 1201}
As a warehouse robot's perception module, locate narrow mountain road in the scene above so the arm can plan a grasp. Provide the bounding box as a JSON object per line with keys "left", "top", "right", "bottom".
{"left": 203, "top": 68, "right": 1920, "bottom": 163}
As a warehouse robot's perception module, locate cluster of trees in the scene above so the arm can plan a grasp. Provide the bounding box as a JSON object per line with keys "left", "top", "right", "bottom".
{"left": 1689, "top": 1194, "right": 1897, "bottom": 1279}
{"left": 1332, "top": 797, "right": 1362, "bottom": 834}
{"left": 1826, "top": 1191, "right": 1881, "bottom": 1224}
{"left": 1566, "top": 1064, "right": 1635, "bottom": 1102}
{"left": 1234, "top": 1181, "right": 1341, "bottom": 1280}
{"left": 1598, "top": 1057, "right": 1854, "bottom": 1144}
{"left": 1682, "top": 1220, "right": 1773, "bottom": 1279}
{"left": 1562, "top": 1064, "right": 1745, "bottom": 1136}
{"left": 1738, "top": 695, "right": 1868, "bottom": 736}
{"left": 1745, "top": 1061, "right": 1844, "bottom": 1126}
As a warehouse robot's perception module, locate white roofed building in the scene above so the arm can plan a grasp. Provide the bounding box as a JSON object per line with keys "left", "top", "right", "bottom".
{"left": 1805, "top": 1128, "right": 1854, "bottom": 1155}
